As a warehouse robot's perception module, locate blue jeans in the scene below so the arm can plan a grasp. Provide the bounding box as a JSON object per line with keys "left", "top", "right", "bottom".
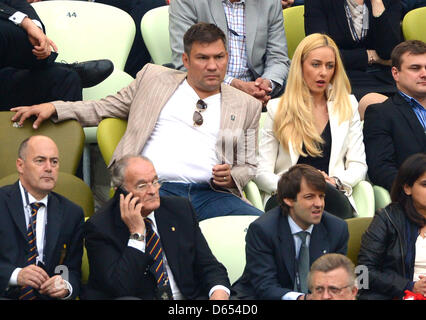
{"left": 159, "top": 182, "right": 263, "bottom": 221}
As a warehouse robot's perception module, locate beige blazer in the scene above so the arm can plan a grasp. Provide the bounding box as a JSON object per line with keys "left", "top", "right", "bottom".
{"left": 52, "top": 64, "right": 262, "bottom": 197}
{"left": 254, "top": 95, "right": 367, "bottom": 211}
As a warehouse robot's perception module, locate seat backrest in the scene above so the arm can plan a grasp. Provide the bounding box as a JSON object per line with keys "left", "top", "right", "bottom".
{"left": 0, "top": 111, "right": 85, "bottom": 177}
{"left": 373, "top": 185, "right": 391, "bottom": 212}
{"left": 282, "top": 5, "right": 305, "bottom": 59}
{"left": 0, "top": 172, "right": 94, "bottom": 218}
{"left": 199, "top": 215, "right": 259, "bottom": 284}
{"left": 141, "top": 5, "right": 172, "bottom": 65}
{"left": 82, "top": 70, "right": 134, "bottom": 101}
{"left": 82, "top": 217, "right": 90, "bottom": 286}
{"left": 402, "top": 7, "right": 426, "bottom": 42}
{"left": 97, "top": 118, "right": 128, "bottom": 166}
{"left": 346, "top": 217, "right": 373, "bottom": 265}
{"left": 82, "top": 71, "right": 134, "bottom": 144}
{"left": 32, "top": 1, "right": 135, "bottom": 71}
{"left": 352, "top": 180, "right": 375, "bottom": 217}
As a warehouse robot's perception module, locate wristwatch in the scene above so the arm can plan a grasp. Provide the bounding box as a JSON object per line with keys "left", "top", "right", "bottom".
{"left": 333, "top": 176, "right": 343, "bottom": 191}
{"left": 129, "top": 232, "right": 145, "bottom": 241}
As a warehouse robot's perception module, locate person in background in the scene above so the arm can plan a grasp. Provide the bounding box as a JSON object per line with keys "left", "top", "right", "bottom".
{"left": 10, "top": 23, "right": 263, "bottom": 222}
{"left": 232, "top": 164, "right": 349, "bottom": 300}
{"left": 281, "top": 0, "right": 304, "bottom": 9}
{"left": 0, "top": 135, "right": 84, "bottom": 300}
{"left": 169, "top": 0, "right": 291, "bottom": 106}
{"left": 358, "top": 153, "right": 426, "bottom": 300}
{"left": 255, "top": 33, "right": 367, "bottom": 219}
{"left": 304, "top": 0, "right": 402, "bottom": 120}
{"left": 308, "top": 253, "right": 358, "bottom": 300}
{"left": 363, "top": 40, "right": 426, "bottom": 192}
{"left": 83, "top": 155, "right": 231, "bottom": 300}
{"left": 0, "top": 0, "right": 113, "bottom": 110}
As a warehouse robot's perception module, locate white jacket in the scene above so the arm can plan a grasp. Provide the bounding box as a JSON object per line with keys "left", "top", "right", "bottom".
{"left": 255, "top": 95, "right": 367, "bottom": 212}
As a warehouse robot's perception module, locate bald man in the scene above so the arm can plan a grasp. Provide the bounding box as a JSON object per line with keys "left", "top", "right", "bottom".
{"left": 0, "top": 135, "right": 84, "bottom": 300}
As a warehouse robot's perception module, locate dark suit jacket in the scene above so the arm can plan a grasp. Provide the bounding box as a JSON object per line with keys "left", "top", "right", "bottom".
{"left": 0, "top": 0, "right": 43, "bottom": 28}
{"left": 304, "top": 0, "right": 401, "bottom": 72}
{"left": 83, "top": 194, "right": 231, "bottom": 300}
{"left": 0, "top": 181, "right": 85, "bottom": 300}
{"left": 232, "top": 207, "right": 349, "bottom": 300}
{"left": 363, "top": 93, "right": 426, "bottom": 191}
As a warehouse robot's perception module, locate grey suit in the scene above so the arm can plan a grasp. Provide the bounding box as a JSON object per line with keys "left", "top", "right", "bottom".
{"left": 169, "top": 0, "right": 290, "bottom": 94}
{"left": 52, "top": 63, "right": 262, "bottom": 198}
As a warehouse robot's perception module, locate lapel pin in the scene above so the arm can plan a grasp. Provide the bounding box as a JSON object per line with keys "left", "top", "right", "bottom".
{"left": 171, "top": 227, "right": 175, "bottom": 232}
{"left": 231, "top": 115, "right": 235, "bottom": 121}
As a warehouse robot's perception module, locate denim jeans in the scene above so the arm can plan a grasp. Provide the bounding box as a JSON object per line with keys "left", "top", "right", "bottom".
{"left": 159, "top": 182, "right": 263, "bottom": 221}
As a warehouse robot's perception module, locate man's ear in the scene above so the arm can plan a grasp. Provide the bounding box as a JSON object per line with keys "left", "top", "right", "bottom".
{"left": 182, "top": 52, "right": 189, "bottom": 69}
{"left": 283, "top": 197, "right": 294, "bottom": 208}
{"left": 391, "top": 66, "right": 399, "bottom": 82}
{"left": 16, "top": 158, "right": 24, "bottom": 175}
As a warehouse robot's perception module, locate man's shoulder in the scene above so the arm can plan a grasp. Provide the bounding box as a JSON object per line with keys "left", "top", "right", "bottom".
{"left": 136, "top": 63, "right": 185, "bottom": 80}
{"left": 367, "top": 94, "right": 403, "bottom": 112}
{"left": 0, "top": 182, "right": 17, "bottom": 195}
{"left": 49, "top": 191, "right": 84, "bottom": 217}
{"left": 221, "top": 84, "right": 263, "bottom": 109}
{"left": 249, "top": 207, "right": 280, "bottom": 232}
{"left": 365, "top": 94, "right": 411, "bottom": 125}
{"left": 158, "top": 196, "right": 192, "bottom": 214}
{"left": 319, "top": 211, "right": 348, "bottom": 232}
{"left": 0, "top": 183, "right": 19, "bottom": 207}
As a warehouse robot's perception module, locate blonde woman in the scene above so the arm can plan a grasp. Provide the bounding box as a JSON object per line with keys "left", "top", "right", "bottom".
{"left": 255, "top": 33, "right": 367, "bottom": 219}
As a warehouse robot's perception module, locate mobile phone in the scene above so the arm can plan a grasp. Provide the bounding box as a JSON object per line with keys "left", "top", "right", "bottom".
{"left": 116, "top": 186, "right": 129, "bottom": 197}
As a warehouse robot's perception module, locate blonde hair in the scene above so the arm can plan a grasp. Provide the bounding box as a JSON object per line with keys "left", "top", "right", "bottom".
{"left": 273, "top": 33, "right": 352, "bottom": 157}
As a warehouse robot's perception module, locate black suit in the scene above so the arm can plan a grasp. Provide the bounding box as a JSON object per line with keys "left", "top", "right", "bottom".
{"left": 363, "top": 93, "right": 426, "bottom": 191}
{"left": 0, "top": 181, "right": 85, "bottom": 300}
{"left": 83, "top": 194, "right": 230, "bottom": 300}
{"left": 232, "top": 207, "right": 348, "bottom": 300}
{"left": 0, "top": 0, "right": 82, "bottom": 109}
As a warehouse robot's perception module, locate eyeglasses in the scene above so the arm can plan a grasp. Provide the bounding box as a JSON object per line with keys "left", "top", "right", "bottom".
{"left": 312, "top": 284, "right": 352, "bottom": 296}
{"left": 193, "top": 99, "right": 208, "bottom": 126}
{"left": 134, "top": 179, "right": 162, "bottom": 192}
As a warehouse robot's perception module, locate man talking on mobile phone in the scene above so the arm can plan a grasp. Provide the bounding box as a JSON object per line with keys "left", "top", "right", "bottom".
{"left": 83, "top": 155, "right": 231, "bottom": 300}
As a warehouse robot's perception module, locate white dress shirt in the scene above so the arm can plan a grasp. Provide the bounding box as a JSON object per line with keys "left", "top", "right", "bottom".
{"left": 8, "top": 181, "right": 72, "bottom": 299}
{"left": 128, "top": 211, "right": 230, "bottom": 299}
{"left": 9, "top": 11, "right": 43, "bottom": 30}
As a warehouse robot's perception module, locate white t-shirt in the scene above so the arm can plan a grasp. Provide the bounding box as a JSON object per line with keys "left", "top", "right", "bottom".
{"left": 141, "top": 80, "right": 221, "bottom": 183}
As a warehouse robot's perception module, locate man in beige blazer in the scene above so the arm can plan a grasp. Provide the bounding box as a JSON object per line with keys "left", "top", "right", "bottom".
{"left": 11, "top": 23, "right": 263, "bottom": 221}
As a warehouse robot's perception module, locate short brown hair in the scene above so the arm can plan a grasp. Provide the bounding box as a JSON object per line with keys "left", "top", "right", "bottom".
{"left": 308, "top": 253, "right": 356, "bottom": 290}
{"left": 277, "top": 164, "right": 326, "bottom": 215}
{"left": 391, "top": 40, "right": 426, "bottom": 70}
{"left": 183, "top": 22, "right": 227, "bottom": 56}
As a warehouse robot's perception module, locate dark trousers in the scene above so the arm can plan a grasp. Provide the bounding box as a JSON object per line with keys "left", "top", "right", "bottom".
{"left": 265, "top": 183, "right": 354, "bottom": 220}
{"left": 0, "top": 20, "right": 82, "bottom": 109}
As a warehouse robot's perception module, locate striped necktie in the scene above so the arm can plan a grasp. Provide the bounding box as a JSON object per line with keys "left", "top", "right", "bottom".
{"left": 145, "top": 218, "right": 169, "bottom": 286}
{"left": 19, "top": 202, "right": 43, "bottom": 300}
